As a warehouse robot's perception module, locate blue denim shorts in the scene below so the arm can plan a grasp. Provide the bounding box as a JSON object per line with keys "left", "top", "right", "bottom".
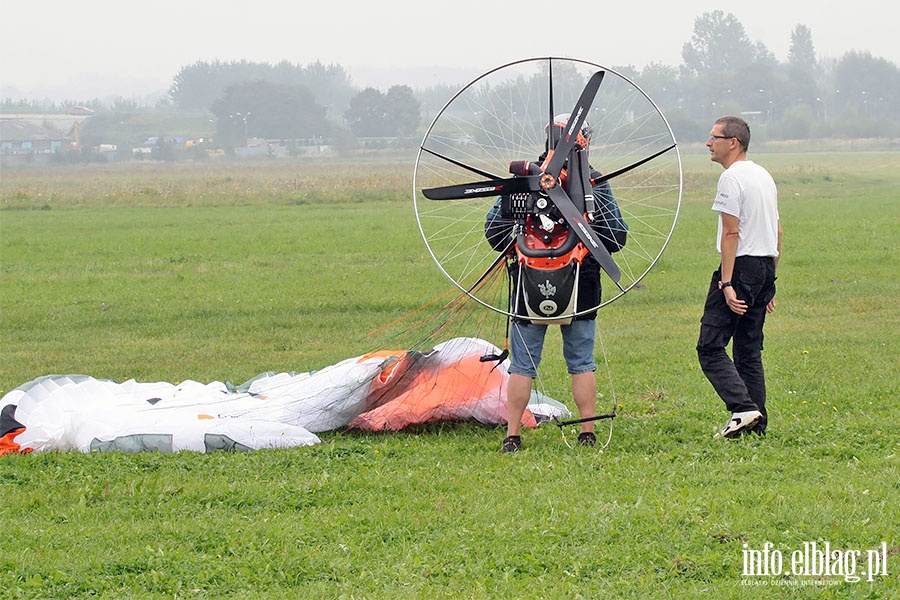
{"left": 509, "top": 319, "right": 597, "bottom": 378}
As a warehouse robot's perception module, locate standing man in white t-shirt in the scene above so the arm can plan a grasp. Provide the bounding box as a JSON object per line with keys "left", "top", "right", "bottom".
{"left": 697, "top": 116, "right": 782, "bottom": 438}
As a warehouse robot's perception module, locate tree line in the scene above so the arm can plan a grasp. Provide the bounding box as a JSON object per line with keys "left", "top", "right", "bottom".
{"left": 4, "top": 10, "right": 898, "bottom": 152}
{"left": 159, "top": 11, "right": 900, "bottom": 146}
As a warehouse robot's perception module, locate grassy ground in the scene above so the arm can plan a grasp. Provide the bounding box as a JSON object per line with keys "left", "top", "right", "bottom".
{"left": 1, "top": 151, "right": 898, "bottom": 599}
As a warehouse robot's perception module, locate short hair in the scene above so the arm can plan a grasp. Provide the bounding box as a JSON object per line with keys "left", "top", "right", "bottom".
{"left": 715, "top": 116, "right": 751, "bottom": 151}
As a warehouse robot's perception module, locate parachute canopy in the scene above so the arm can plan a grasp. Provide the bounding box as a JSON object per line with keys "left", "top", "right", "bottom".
{"left": 0, "top": 337, "right": 568, "bottom": 454}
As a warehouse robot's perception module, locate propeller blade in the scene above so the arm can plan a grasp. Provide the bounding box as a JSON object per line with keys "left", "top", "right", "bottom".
{"left": 543, "top": 70, "right": 605, "bottom": 177}
{"left": 592, "top": 143, "right": 678, "bottom": 186}
{"left": 547, "top": 60, "right": 558, "bottom": 148}
{"left": 422, "top": 176, "right": 539, "bottom": 200}
{"left": 545, "top": 185, "right": 621, "bottom": 282}
{"left": 420, "top": 146, "right": 502, "bottom": 180}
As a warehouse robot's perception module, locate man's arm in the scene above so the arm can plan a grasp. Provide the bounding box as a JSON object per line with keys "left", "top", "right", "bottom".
{"left": 767, "top": 219, "right": 782, "bottom": 314}
{"left": 719, "top": 212, "right": 747, "bottom": 315}
{"left": 774, "top": 219, "right": 782, "bottom": 271}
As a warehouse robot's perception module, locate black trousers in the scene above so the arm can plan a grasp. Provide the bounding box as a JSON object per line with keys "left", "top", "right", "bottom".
{"left": 697, "top": 256, "right": 777, "bottom": 432}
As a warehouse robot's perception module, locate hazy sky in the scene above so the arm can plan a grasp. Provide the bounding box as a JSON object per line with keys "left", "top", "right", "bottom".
{"left": 3, "top": 0, "right": 897, "bottom": 100}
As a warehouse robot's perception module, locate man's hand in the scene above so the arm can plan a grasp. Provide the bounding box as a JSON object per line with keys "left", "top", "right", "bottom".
{"left": 723, "top": 286, "right": 747, "bottom": 315}
{"left": 766, "top": 295, "right": 776, "bottom": 314}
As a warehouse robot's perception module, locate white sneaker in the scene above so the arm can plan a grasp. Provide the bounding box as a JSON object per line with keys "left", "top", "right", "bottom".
{"left": 720, "top": 410, "right": 762, "bottom": 438}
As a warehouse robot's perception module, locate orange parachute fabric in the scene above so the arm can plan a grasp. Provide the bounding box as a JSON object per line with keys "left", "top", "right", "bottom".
{"left": 0, "top": 428, "right": 29, "bottom": 456}
{"left": 351, "top": 352, "right": 538, "bottom": 431}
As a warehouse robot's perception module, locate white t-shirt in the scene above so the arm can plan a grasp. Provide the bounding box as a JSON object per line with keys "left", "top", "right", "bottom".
{"left": 712, "top": 160, "right": 780, "bottom": 257}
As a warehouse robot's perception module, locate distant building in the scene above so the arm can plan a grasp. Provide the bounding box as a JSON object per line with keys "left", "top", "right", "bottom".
{"left": 0, "top": 119, "right": 68, "bottom": 154}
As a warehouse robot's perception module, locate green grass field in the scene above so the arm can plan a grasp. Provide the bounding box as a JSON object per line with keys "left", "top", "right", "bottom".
{"left": 1, "top": 150, "right": 898, "bottom": 599}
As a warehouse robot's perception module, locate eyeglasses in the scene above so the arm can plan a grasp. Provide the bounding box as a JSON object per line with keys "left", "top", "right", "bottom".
{"left": 708, "top": 135, "right": 733, "bottom": 141}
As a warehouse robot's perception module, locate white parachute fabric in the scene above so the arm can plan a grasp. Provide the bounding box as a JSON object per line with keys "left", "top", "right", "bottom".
{"left": 236, "top": 352, "right": 392, "bottom": 432}
{"left": 0, "top": 337, "right": 570, "bottom": 454}
{"left": 4, "top": 376, "right": 321, "bottom": 453}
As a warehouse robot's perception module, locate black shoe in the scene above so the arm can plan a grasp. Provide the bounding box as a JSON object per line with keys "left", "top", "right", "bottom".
{"left": 501, "top": 436, "right": 521, "bottom": 453}
{"left": 577, "top": 432, "right": 596, "bottom": 447}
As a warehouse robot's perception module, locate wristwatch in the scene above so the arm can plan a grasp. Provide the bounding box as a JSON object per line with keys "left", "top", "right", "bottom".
{"left": 719, "top": 281, "right": 733, "bottom": 289}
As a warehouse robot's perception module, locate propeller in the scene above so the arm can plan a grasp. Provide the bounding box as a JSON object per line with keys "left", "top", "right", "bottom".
{"left": 421, "top": 69, "right": 621, "bottom": 282}
{"left": 537, "top": 71, "right": 620, "bottom": 282}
